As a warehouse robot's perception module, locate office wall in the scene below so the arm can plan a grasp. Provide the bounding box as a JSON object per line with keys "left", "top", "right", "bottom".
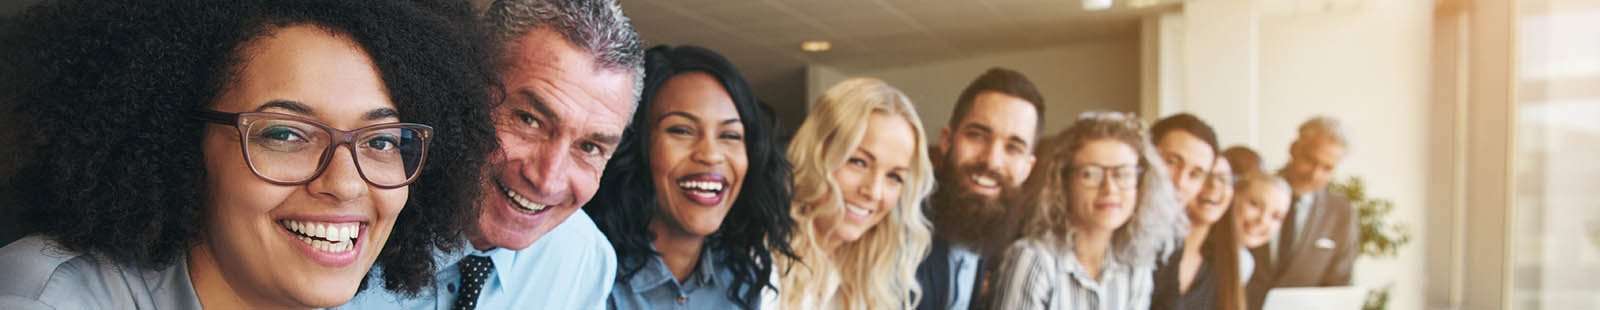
{"left": 1253, "top": 1, "right": 1436, "bottom": 309}
{"left": 810, "top": 37, "right": 1142, "bottom": 143}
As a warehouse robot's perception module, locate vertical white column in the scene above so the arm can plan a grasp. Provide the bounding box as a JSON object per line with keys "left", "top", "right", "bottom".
{"left": 1179, "top": 0, "right": 1261, "bottom": 148}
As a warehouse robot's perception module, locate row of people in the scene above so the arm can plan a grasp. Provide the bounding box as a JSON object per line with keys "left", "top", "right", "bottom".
{"left": 0, "top": 0, "right": 1357, "bottom": 309}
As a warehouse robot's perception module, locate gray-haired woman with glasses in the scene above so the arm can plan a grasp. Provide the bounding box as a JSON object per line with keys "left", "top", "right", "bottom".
{"left": 0, "top": 0, "right": 498, "bottom": 309}
{"left": 987, "top": 112, "right": 1187, "bottom": 310}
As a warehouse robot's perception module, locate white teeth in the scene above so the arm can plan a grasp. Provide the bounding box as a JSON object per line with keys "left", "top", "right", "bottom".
{"left": 280, "top": 220, "right": 360, "bottom": 253}
{"left": 972, "top": 174, "right": 998, "bottom": 187}
{"left": 846, "top": 204, "right": 871, "bottom": 217}
{"left": 676, "top": 180, "right": 725, "bottom": 192}
{"left": 500, "top": 182, "right": 549, "bottom": 213}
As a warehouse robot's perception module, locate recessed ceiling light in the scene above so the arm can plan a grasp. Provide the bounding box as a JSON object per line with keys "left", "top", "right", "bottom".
{"left": 801, "top": 40, "right": 831, "bottom": 52}
{"left": 1084, "top": 0, "right": 1112, "bottom": 11}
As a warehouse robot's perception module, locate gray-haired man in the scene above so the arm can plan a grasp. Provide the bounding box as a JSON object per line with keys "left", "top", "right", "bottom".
{"left": 344, "top": 0, "right": 643, "bottom": 309}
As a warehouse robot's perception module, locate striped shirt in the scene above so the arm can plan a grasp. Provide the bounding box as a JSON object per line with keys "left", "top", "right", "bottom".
{"left": 989, "top": 234, "right": 1155, "bottom": 310}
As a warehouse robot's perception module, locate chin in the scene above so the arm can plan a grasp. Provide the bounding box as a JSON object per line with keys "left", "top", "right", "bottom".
{"left": 285, "top": 275, "right": 364, "bottom": 307}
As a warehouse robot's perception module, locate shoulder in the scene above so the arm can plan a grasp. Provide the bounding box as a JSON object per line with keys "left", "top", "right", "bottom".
{"left": 0, "top": 236, "right": 129, "bottom": 309}
{"left": 1319, "top": 188, "right": 1354, "bottom": 211}
{"left": 545, "top": 210, "right": 614, "bottom": 253}
{"left": 999, "top": 236, "right": 1061, "bottom": 270}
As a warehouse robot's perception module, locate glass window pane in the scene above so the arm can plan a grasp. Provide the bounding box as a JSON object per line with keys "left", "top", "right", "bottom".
{"left": 1513, "top": 0, "right": 1600, "bottom": 308}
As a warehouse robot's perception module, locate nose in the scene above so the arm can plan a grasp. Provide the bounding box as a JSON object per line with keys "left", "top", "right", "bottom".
{"left": 855, "top": 175, "right": 884, "bottom": 206}
{"left": 307, "top": 146, "right": 369, "bottom": 203}
{"left": 1098, "top": 174, "right": 1125, "bottom": 195}
{"left": 690, "top": 136, "right": 725, "bottom": 165}
{"left": 979, "top": 141, "right": 1006, "bottom": 172}
{"left": 519, "top": 144, "right": 571, "bottom": 201}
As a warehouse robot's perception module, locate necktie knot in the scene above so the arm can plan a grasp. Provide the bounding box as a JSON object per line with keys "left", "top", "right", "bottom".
{"left": 453, "top": 255, "right": 494, "bottom": 310}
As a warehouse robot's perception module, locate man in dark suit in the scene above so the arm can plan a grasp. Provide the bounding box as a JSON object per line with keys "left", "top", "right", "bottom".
{"left": 1246, "top": 116, "right": 1357, "bottom": 310}
{"left": 915, "top": 68, "right": 1043, "bottom": 310}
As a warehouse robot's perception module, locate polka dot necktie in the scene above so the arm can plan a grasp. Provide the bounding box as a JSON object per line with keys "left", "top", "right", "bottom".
{"left": 453, "top": 255, "right": 493, "bottom": 310}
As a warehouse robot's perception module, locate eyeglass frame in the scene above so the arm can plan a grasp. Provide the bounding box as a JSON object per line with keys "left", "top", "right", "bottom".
{"left": 1067, "top": 163, "right": 1144, "bottom": 190}
{"left": 193, "top": 109, "right": 434, "bottom": 189}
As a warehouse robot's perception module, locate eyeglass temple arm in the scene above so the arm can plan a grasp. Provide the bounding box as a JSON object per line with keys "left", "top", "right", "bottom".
{"left": 191, "top": 109, "right": 240, "bottom": 125}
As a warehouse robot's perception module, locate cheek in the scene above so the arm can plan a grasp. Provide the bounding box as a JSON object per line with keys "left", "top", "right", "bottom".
{"left": 728, "top": 149, "right": 749, "bottom": 182}
{"left": 572, "top": 167, "right": 602, "bottom": 205}
{"left": 648, "top": 142, "right": 680, "bottom": 185}
{"left": 372, "top": 187, "right": 408, "bottom": 219}
{"left": 830, "top": 167, "right": 857, "bottom": 189}
{"left": 204, "top": 139, "right": 290, "bottom": 220}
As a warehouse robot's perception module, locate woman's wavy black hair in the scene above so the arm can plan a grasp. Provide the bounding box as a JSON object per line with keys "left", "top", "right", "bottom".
{"left": 584, "top": 45, "right": 796, "bottom": 309}
{"left": 0, "top": 0, "right": 499, "bottom": 296}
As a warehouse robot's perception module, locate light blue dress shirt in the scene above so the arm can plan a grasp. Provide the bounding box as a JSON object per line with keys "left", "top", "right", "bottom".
{"left": 345, "top": 209, "right": 617, "bottom": 310}
{"left": 945, "top": 243, "right": 981, "bottom": 310}
{"left": 0, "top": 236, "right": 202, "bottom": 309}
{"left": 608, "top": 247, "right": 749, "bottom": 310}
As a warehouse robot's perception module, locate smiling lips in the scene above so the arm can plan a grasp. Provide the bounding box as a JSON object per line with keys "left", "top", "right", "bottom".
{"left": 499, "top": 180, "right": 551, "bottom": 214}
{"left": 280, "top": 220, "right": 360, "bottom": 253}
{"left": 676, "top": 173, "right": 727, "bottom": 206}
{"left": 844, "top": 203, "right": 875, "bottom": 221}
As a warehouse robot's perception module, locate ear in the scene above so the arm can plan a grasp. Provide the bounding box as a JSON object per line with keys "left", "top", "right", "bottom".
{"left": 1017, "top": 154, "right": 1037, "bottom": 183}
{"left": 938, "top": 126, "right": 953, "bottom": 156}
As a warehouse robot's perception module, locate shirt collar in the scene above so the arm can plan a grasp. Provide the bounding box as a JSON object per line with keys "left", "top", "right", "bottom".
{"left": 628, "top": 245, "right": 720, "bottom": 292}
{"left": 464, "top": 246, "right": 519, "bottom": 283}
{"left": 442, "top": 234, "right": 519, "bottom": 286}
{"left": 1058, "top": 237, "right": 1125, "bottom": 289}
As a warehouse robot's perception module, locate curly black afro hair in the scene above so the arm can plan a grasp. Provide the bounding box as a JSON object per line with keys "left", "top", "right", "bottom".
{"left": 0, "top": 0, "right": 499, "bottom": 296}
{"left": 584, "top": 45, "right": 797, "bottom": 309}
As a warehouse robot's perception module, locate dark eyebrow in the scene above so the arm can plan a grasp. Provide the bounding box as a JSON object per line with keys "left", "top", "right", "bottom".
{"left": 1008, "top": 135, "right": 1031, "bottom": 148}
{"left": 256, "top": 100, "right": 313, "bottom": 115}
{"left": 657, "top": 111, "right": 699, "bottom": 123}
{"left": 518, "top": 90, "right": 562, "bottom": 126}
{"left": 963, "top": 123, "right": 993, "bottom": 135}
{"left": 721, "top": 118, "right": 740, "bottom": 125}
{"left": 364, "top": 108, "right": 398, "bottom": 121}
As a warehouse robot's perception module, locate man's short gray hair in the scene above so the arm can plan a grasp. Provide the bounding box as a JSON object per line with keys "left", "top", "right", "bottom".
{"left": 1295, "top": 115, "right": 1350, "bottom": 149}
{"left": 485, "top": 0, "right": 645, "bottom": 102}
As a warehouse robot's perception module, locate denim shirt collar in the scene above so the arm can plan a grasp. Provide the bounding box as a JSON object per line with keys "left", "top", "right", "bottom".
{"left": 628, "top": 244, "right": 719, "bottom": 293}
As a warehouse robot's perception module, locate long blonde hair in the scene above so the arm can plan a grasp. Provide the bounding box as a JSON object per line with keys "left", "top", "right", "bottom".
{"left": 777, "top": 78, "right": 935, "bottom": 310}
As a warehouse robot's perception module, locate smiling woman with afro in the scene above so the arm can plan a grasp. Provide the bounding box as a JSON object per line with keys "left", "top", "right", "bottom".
{"left": 0, "top": 0, "right": 501, "bottom": 308}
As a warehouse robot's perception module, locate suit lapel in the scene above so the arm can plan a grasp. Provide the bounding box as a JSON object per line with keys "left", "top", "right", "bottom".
{"left": 1283, "top": 188, "right": 1333, "bottom": 279}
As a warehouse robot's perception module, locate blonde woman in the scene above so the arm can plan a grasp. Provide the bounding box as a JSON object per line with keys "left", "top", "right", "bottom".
{"left": 766, "top": 78, "right": 936, "bottom": 310}
{"left": 989, "top": 112, "right": 1187, "bottom": 310}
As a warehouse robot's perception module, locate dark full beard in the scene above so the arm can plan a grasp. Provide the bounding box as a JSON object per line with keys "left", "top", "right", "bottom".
{"left": 929, "top": 161, "right": 1022, "bottom": 257}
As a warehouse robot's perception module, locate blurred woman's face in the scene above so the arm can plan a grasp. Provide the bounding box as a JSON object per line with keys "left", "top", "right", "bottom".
{"left": 199, "top": 25, "right": 406, "bottom": 307}
{"left": 1237, "top": 182, "right": 1290, "bottom": 248}
{"left": 647, "top": 72, "right": 748, "bottom": 238}
{"left": 1068, "top": 138, "right": 1141, "bottom": 233}
{"left": 1187, "top": 158, "right": 1234, "bottom": 226}
{"left": 816, "top": 111, "right": 915, "bottom": 243}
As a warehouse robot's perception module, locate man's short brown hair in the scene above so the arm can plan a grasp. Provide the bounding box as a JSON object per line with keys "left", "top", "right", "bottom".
{"left": 951, "top": 67, "right": 1046, "bottom": 135}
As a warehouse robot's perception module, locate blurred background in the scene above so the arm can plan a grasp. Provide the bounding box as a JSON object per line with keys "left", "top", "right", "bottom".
{"left": 5, "top": 0, "right": 1596, "bottom": 308}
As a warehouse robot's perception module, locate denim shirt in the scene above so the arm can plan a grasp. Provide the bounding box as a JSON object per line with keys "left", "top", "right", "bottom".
{"left": 608, "top": 246, "right": 747, "bottom": 310}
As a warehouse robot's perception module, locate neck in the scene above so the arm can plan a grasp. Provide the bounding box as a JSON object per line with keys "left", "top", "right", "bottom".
{"left": 650, "top": 218, "right": 707, "bottom": 283}
{"left": 188, "top": 243, "right": 278, "bottom": 309}
{"left": 467, "top": 231, "right": 494, "bottom": 251}
{"left": 1072, "top": 228, "right": 1113, "bottom": 279}
{"left": 820, "top": 234, "right": 845, "bottom": 256}
{"left": 1185, "top": 220, "right": 1213, "bottom": 257}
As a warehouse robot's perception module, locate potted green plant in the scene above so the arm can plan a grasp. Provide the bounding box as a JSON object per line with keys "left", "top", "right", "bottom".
{"left": 1330, "top": 176, "right": 1411, "bottom": 310}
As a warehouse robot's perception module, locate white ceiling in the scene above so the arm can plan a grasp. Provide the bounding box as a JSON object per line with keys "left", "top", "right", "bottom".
{"left": 624, "top": 0, "right": 1180, "bottom": 89}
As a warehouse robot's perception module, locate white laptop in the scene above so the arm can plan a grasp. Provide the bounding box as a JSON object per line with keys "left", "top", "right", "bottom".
{"left": 1261, "top": 286, "right": 1367, "bottom": 310}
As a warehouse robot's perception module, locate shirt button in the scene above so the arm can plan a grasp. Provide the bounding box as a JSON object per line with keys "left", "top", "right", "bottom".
{"left": 448, "top": 284, "right": 456, "bottom": 293}
{"left": 677, "top": 296, "right": 686, "bottom": 304}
